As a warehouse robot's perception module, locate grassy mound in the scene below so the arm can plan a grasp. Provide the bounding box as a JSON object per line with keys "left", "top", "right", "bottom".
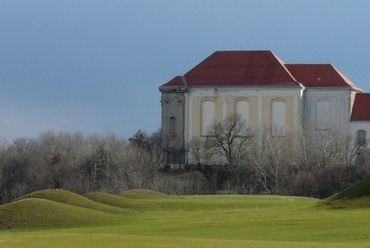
{"left": 18, "top": 189, "right": 129, "bottom": 215}
{"left": 0, "top": 198, "right": 119, "bottom": 230}
{"left": 120, "top": 189, "right": 175, "bottom": 199}
{"left": 84, "top": 192, "right": 135, "bottom": 209}
{"left": 1, "top": 194, "right": 370, "bottom": 247}
{"left": 319, "top": 176, "right": 370, "bottom": 208}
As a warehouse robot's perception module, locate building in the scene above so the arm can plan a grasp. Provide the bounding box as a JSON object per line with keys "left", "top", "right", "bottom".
{"left": 159, "top": 50, "right": 366, "bottom": 164}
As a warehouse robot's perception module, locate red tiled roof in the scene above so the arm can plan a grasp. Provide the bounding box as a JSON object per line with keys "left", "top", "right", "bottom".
{"left": 285, "top": 64, "right": 359, "bottom": 88}
{"left": 184, "top": 51, "right": 299, "bottom": 86}
{"left": 351, "top": 93, "right": 370, "bottom": 121}
{"left": 163, "top": 76, "right": 183, "bottom": 86}
{"left": 160, "top": 51, "right": 360, "bottom": 90}
{"left": 161, "top": 51, "right": 300, "bottom": 87}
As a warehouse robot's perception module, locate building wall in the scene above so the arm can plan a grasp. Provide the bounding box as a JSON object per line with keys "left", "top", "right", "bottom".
{"left": 185, "top": 87, "right": 302, "bottom": 145}
{"left": 350, "top": 121, "right": 370, "bottom": 147}
{"left": 303, "top": 89, "right": 354, "bottom": 133}
{"left": 160, "top": 86, "right": 362, "bottom": 165}
{"left": 161, "top": 91, "right": 185, "bottom": 151}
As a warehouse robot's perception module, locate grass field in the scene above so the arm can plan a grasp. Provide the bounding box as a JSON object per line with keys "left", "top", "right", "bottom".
{"left": 1, "top": 188, "right": 370, "bottom": 247}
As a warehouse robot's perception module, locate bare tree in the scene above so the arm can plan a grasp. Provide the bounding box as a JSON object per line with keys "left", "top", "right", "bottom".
{"left": 207, "top": 114, "right": 253, "bottom": 188}
{"left": 310, "top": 129, "right": 350, "bottom": 168}
{"left": 251, "top": 127, "right": 292, "bottom": 194}
{"left": 0, "top": 138, "right": 41, "bottom": 203}
{"left": 37, "top": 131, "right": 77, "bottom": 190}
{"left": 290, "top": 128, "right": 356, "bottom": 197}
{"left": 188, "top": 137, "right": 217, "bottom": 169}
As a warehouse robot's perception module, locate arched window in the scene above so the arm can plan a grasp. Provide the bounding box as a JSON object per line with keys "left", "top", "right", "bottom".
{"left": 357, "top": 130, "right": 367, "bottom": 146}
{"left": 201, "top": 99, "right": 215, "bottom": 135}
{"left": 272, "top": 100, "right": 286, "bottom": 136}
{"left": 235, "top": 99, "right": 249, "bottom": 127}
{"left": 316, "top": 99, "right": 331, "bottom": 130}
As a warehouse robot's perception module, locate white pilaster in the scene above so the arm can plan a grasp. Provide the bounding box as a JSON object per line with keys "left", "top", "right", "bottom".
{"left": 222, "top": 96, "right": 227, "bottom": 120}
{"left": 258, "top": 95, "right": 262, "bottom": 130}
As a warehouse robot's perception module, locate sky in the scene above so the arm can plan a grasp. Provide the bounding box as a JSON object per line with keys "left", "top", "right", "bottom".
{"left": 1, "top": 0, "right": 370, "bottom": 141}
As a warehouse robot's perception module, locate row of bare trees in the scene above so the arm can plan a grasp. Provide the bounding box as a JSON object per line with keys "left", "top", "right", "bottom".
{"left": 1, "top": 115, "right": 369, "bottom": 204}
{"left": 0, "top": 130, "right": 210, "bottom": 204}
{"left": 187, "top": 115, "right": 370, "bottom": 197}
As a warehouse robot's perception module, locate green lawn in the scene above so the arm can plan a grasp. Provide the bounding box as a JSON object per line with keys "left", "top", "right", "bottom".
{"left": 1, "top": 190, "right": 370, "bottom": 247}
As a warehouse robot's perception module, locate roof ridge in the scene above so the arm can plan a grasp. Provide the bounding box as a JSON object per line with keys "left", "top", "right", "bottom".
{"left": 286, "top": 63, "right": 332, "bottom": 66}
{"left": 285, "top": 64, "right": 362, "bottom": 89}
{"left": 214, "top": 50, "right": 272, "bottom": 52}
{"left": 331, "top": 65, "right": 362, "bottom": 91}
{"left": 270, "top": 51, "right": 300, "bottom": 86}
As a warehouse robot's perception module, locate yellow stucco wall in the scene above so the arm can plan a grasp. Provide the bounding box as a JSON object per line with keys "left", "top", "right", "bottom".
{"left": 262, "top": 96, "right": 295, "bottom": 133}
{"left": 228, "top": 96, "right": 258, "bottom": 130}
{"left": 187, "top": 94, "right": 298, "bottom": 143}
{"left": 191, "top": 96, "right": 223, "bottom": 137}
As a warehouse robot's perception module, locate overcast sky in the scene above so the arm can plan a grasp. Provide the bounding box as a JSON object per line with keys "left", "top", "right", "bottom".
{"left": 1, "top": 0, "right": 370, "bottom": 141}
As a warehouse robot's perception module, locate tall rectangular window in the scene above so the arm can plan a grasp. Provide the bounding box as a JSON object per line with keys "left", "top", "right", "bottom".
{"left": 316, "top": 99, "right": 331, "bottom": 130}
{"left": 201, "top": 100, "right": 215, "bottom": 135}
{"left": 236, "top": 99, "right": 249, "bottom": 127}
{"left": 272, "top": 100, "right": 286, "bottom": 136}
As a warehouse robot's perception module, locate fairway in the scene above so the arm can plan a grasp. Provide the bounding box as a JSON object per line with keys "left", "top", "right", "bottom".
{"left": 1, "top": 191, "right": 370, "bottom": 247}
